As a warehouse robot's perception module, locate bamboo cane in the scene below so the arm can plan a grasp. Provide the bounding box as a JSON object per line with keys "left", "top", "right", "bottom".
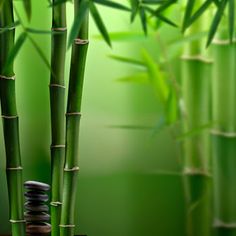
{"left": 50, "top": 1, "right": 67, "bottom": 235}
{"left": 211, "top": 36, "right": 236, "bottom": 236}
{"left": 0, "top": 0, "right": 25, "bottom": 235}
{"left": 181, "top": 4, "right": 212, "bottom": 235}
{"left": 59, "top": 0, "right": 89, "bottom": 235}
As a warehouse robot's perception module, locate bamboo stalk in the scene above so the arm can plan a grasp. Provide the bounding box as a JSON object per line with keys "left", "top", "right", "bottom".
{"left": 211, "top": 38, "right": 236, "bottom": 236}
{"left": 60, "top": 1, "right": 89, "bottom": 235}
{"left": 50, "top": 1, "right": 67, "bottom": 235}
{"left": 181, "top": 4, "right": 212, "bottom": 235}
{"left": 0, "top": 0, "right": 25, "bottom": 235}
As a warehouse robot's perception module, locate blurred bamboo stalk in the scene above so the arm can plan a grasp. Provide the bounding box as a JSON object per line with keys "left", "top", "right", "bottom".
{"left": 60, "top": 0, "right": 89, "bottom": 235}
{"left": 212, "top": 34, "right": 236, "bottom": 236}
{"left": 50, "top": 0, "right": 67, "bottom": 235}
{"left": 0, "top": 0, "right": 25, "bottom": 235}
{"left": 181, "top": 2, "right": 212, "bottom": 235}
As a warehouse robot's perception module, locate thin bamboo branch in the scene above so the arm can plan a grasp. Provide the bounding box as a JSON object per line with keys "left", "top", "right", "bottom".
{"left": 60, "top": 0, "right": 89, "bottom": 235}
{"left": 50, "top": 1, "right": 67, "bottom": 235}
{"left": 0, "top": 0, "right": 25, "bottom": 235}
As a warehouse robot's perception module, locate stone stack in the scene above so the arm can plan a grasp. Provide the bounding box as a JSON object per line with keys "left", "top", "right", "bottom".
{"left": 24, "top": 181, "right": 51, "bottom": 235}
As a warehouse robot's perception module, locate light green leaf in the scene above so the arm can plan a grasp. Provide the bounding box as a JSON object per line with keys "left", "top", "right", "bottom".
{"left": 93, "top": 0, "right": 130, "bottom": 11}
{"left": 116, "top": 73, "right": 149, "bottom": 83}
{"left": 142, "top": 49, "right": 169, "bottom": 103}
{"left": 23, "top": 0, "right": 32, "bottom": 21}
{"left": 109, "top": 54, "right": 145, "bottom": 67}
{"left": 90, "top": 1, "right": 111, "bottom": 47}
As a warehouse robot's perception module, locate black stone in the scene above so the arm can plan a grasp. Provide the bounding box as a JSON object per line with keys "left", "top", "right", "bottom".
{"left": 26, "top": 223, "right": 51, "bottom": 234}
{"left": 25, "top": 201, "right": 49, "bottom": 212}
{"left": 24, "top": 181, "right": 50, "bottom": 191}
{"left": 25, "top": 191, "right": 49, "bottom": 202}
{"left": 24, "top": 212, "right": 50, "bottom": 222}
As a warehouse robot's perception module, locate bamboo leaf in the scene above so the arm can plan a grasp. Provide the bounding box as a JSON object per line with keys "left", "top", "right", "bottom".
{"left": 90, "top": 1, "right": 111, "bottom": 47}
{"left": 139, "top": 6, "right": 147, "bottom": 35}
{"left": 68, "top": 0, "right": 90, "bottom": 47}
{"left": 182, "top": 0, "right": 196, "bottom": 32}
{"left": 166, "top": 89, "right": 178, "bottom": 124}
{"left": 28, "top": 35, "right": 52, "bottom": 72}
{"left": 22, "top": 0, "right": 32, "bottom": 21}
{"left": 176, "top": 123, "right": 213, "bottom": 141}
{"left": 93, "top": 0, "right": 130, "bottom": 11}
{"left": 142, "top": 0, "right": 166, "bottom": 4}
{"left": 142, "top": 49, "right": 169, "bottom": 103}
{"left": 4, "top": 32, "right": 27, "bottom": 71}
{"left": 109, "top": 54, "right": 145, "bottom": 67}
{"left": 184, "top": 0, "right": 213, "bottom": 29}
{"left": 130, "top": 0, "right": 139, "bottom": 22}
{"left": 206, "top": 0, "right": 227, "bottom": 47}
{"left": 154, "top": 0, "right": 177, "bottom": 14}
{"left": 116, "top": 73, "right": 149, "bottom": 83}
{"left": 228, "top": 0, "right": 235, "bottom": 42}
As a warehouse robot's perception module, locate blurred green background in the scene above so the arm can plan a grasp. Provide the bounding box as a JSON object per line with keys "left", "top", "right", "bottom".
{"left": 0, "top": 1, "right": 185, "bottom": 235}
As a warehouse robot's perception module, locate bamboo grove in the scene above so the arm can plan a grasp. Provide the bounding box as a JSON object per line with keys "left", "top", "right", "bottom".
{"left": 0, "top": 0, "right": 236, "bottom": 236}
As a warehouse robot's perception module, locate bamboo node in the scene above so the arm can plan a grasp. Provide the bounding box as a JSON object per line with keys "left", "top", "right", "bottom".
{"left": 51, "top": 27, "right": 67, "bottom": 32}
{"left": 66, "top": 112, "right": 82, "bottom": 117}
{"left": 211, "top": 129, "right": 236, "bottom": 138}
{"left": 0, "top": 75, "right": 16, "bottom": 80}
{"left": 0, "top": 26, "right": 16, "bottom": 31}
{"left": 1, "top": 115, "right": 18, "bottom": 119}
{"left": 50, "top": 84, "right": 66, "bottom": 89}
{"left": 50, "top": 144, "right": 66, "bottom": 149}
{"left": 181, "top": 55, "right": 213, "bottom": 63}
{"left": 10, "top": 219, "right": 26, "bottom": 224}
{"left": 6, "top": 166, "right": 23, "bottom": 171}
{"left": 183, "top": 168, "right": 211, "bottom": 177}
{"left": 50, "top": 201, "right": 62, "bottom": 206}
{"left": 59, "top": 224, "right": 75, "bottom": 228}
{"left": 74, "top": 38, "right": 89, "bottom": 45}
{"left": 214, "top": 219, "right": 236, "bottom": 229}
{"left": 64, "top": 166, "right": 80, "bottom": 172}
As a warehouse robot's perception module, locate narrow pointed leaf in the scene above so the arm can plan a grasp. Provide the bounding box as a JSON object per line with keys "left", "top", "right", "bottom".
{"left": 68, "top": 0, "right": 90, "bottom": 47}
{"left": 90, "top": 1, "right": 111, "bottom": 47}
{"left": 116, "top": 73, "right": 149, "bottom": 83}
{"left": 228, "top": 0, "right": 235, "bottom": 42}
{"left": 206, "top": 0, "right": 227, "bottom": 47}
{"left": 109, "top": 54, "right": 145, "bottom": 67}
{"left": 139, "top": 7, "right": 147, "bottom": 35}
{"left": 4, "top": 32, "right": 27, "bottom": 72}
{"left": 23, "top": 0, "right": 32, "bottom": 21}
{"left": 93, "top": 0, "right": 130, "bottom": 11}
{"left": 182, "top": 0, "right": 196, "bottom": 32}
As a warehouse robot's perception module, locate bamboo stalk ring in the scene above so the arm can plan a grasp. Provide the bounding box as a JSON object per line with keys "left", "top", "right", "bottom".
{"left": 0, "top": 75, "right": 15, "bottom": 80}
{"left": 6, "top": 166, "right": 23, "bottom": 170}
{"left": 49, "top": 83, "right": 66, "bottom": 89}
{"left": 211, "top": 129, "right": 236, "bottom": 138}
{"left": 50, "top": 144, "right": 66, "bottom": 149}
{"left": 66, "top": 112, "right": 82, "bottom": 116}
{"left": 74, "top": 38, "right": 89, "bottom": 45}
{"left": 10, "top": 219, "right": 26, "bottom": 223}
{"left": 59, "top": 224, "right": 75, "bottom": 228}
{"left": 64, "top": 166, "right": 80, "bottom": 172}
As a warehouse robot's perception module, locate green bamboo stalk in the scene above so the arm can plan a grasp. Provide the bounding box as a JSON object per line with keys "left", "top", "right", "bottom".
{"left": 60, "top": 1, "right": 89, "bottom": 235}
{"left": 50, "top": 1, "right": 67, "bottom": 235}
{"left": 181, "top": 4, "right": 212, "bottom": 235}
{"left": 212, "top": 37, "right": 236, "bottom": 236}
{"left": 0, "top": 0, "right": 25, "bottom": 235}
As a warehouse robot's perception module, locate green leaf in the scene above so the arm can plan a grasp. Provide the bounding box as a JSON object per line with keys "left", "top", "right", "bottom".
{"left": 130, "top": 0, "right": 139, "bottom": 22}
{"left": 166, "top": 88, "right": 177, "bottom": 124}
{"left": 22, "top": 0, "right": 32, "bottom": 21}
{"left": 28, "top": 35, "right": 52, "bottom": 72}
{"left": 90, "top": 1, "right": 111, "bottom": 47}
{"left": 93, "top": 0, "right": 130, "bottom": 11}
{"left": 184, "top": 0, "right": 213, "bottom": 29}
{"left": 68, "top": 0, "right": 90, "bottom": 47}
{"left": 139, "top": 6, "right": 147, "bottom": 35}
{"left": 142, "top": 49, "right": 169, "bottom": 103}
{"left": 228, "top": 0, "right": 235, "bottom": 42}
{"left": 4, "top": 32, "right": 27, "bottom": 72}
{"left": 109, "top": 54, "right": 145, "bottom": 67}
{"left": 176, "top": 123, "right": 213, "bottom": 141}
{"left": 182, "top": 0, "right": 196, "bottom": 32}
{"left": 206, "top": 0, "right": 227, "bottom": 47}
{"left": 116, "top": 73, "right": 149, "bottom": 83}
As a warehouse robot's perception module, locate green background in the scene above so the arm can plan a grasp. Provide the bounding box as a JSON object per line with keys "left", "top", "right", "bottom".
{"left": 0, "top": 1, "right": 185, "bottom": 235}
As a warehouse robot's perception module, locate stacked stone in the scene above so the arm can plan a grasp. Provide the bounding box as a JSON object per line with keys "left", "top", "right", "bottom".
{"left": 24, "top": 181, "right": 51, "bottom": 235}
